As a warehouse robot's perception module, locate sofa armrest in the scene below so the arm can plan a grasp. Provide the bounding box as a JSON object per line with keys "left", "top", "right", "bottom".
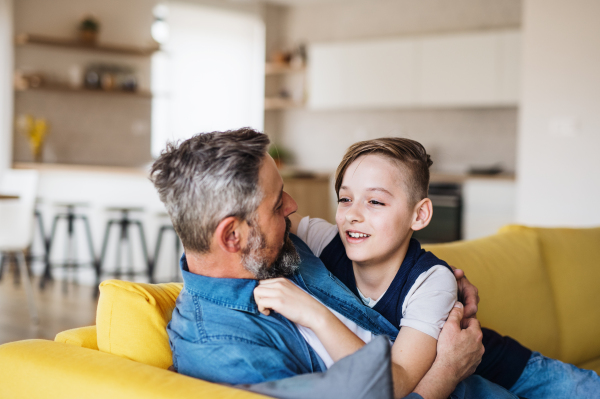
{"left": 0, "top": 340, "right": 268, "bottom": 399}
{"left": 55, "top": 326, "right": 98, "bottom": 350}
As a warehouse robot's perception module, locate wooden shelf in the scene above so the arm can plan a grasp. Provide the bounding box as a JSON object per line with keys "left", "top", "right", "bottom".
{"left": 265, "top": 62, "right": 305, "bottom": 76}
{"left": 16, "top": 33, "right": 160, "bottom": 57}
{"left": 15, "top": 84, "right": 152, "bottom": 98}
{"left": 264, "top": 97, "right": 304, "bottom": 110}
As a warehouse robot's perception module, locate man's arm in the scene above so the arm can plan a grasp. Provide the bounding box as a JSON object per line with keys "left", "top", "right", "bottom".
{"left": 412, "top": 302, "right": 484, "bottom": 399}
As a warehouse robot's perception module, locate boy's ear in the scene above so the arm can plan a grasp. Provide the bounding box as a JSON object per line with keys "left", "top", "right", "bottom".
{"left": 411, "top": 198, "right": 433, "bottom": 232}
{"left": 213, "top": 216, "right": 248, "bottom": 253}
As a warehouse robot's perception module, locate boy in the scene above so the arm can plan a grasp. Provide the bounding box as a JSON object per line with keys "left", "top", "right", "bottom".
{"left": 287, "top": 137, "right": 600, "bottom": 399}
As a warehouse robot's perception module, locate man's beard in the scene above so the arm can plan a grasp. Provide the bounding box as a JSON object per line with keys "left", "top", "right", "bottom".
{"left": 241, "top": 217, "right": 300, "bottom": 279}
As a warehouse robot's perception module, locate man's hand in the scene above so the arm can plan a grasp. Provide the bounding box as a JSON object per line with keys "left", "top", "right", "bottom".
{"left": 413, "top": 302, "right": 484, "bottom": 399}
{"left": 436, "top": 302, "right": 484, "bottom": 381}
{"left": 450, "top": 266, "right": 480, "bottom": 327}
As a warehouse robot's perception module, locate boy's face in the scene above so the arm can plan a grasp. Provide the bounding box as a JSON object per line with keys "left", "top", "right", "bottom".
{"left": 336, "top": 154, "right": 417, "bottom": 267}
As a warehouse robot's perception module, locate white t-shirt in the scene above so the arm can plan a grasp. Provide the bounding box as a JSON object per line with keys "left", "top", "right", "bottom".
{"left": 296, "top": 216, "right": 457, "bottom": 341}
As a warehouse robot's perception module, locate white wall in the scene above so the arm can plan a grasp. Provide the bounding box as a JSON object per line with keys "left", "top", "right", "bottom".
{"left": 0, "top": 0, "right": 13, "bottom": 174}
{"left": 516, "top": 0, "right": 600, "bottom": 226}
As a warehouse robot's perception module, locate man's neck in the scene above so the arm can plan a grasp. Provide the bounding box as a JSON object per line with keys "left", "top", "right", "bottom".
{"left": 185, "top": 250, "right": 256, "bottom": 279}
{"left": 351, "top": 236, "right": 412, "bottom": 300}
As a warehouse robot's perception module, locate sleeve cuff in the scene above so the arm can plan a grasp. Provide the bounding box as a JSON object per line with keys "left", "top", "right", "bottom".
{"left": 399, "top": 318, "right": 441, "bottom": 340}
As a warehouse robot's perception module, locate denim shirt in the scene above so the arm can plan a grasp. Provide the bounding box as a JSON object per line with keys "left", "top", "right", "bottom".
{"left": 167, "top": 234, "right": 399, "bottom": 385}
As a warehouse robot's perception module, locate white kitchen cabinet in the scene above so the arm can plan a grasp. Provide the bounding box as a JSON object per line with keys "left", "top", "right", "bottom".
{"left": 417, "top": 32, "right": 499, "bottom": 106}
{"left": 462, "top": 178, "right": 516, "bottom": 240}
{"left": 308, "top": 29, "right": 520, "bottom": 109}
{"left": 309, "top": 39, "right": 417, "bottom": 109}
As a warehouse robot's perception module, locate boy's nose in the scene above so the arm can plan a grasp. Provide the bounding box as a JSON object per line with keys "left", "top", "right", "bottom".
{"left": 345, "top": 202, "right": 364, "bottom": 223}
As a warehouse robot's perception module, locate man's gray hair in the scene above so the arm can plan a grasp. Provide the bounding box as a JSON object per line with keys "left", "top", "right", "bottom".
{"left": 150, "top": 128, "right": 270, "bottom": 253}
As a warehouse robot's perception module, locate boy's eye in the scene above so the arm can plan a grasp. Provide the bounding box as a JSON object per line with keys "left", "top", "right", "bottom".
{"left": 369, "top": 200, "right": 384, "bottom": 206}
{"left": 338, "top": 198, "right": 351, "bottom": 203}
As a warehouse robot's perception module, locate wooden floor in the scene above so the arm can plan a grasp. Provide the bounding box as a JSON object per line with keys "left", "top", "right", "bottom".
{"left": 0, "top": 272, "right": 97, "bottom": 345}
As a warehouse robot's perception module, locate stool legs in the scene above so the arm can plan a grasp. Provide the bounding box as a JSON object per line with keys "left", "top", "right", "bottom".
{"left": 38, "top": 210, "right": 53, "bottom": 289}
{"left": 133, "top": 221, "right": 152, "bottom": 283}
{"left": 97, "top": 213, "right": 152, "bottom": 289}
{"left": 153, "top": 225, "right": 181, "bottom": 282}
{"left": 41, "top": 208, "right": 97, "bottom": 291}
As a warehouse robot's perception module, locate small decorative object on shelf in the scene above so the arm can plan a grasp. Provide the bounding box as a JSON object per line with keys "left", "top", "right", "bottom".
{"left": 17, "top": 114, "right": 49, "bottom": 163}
{"left": 84, "top": 63, "right": 138, "bottom": 92}
{"left": 14, "top": 70, "right": 45, "bottom": 90}
{"left": 79, "top": 15, "right": 100, "bottom": 46}
{"left": 265, "top": 44, "right": 307, "bottom": 110}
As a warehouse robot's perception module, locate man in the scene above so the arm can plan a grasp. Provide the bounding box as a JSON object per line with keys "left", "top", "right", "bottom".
{"left": 150, "top": 128, "right": 516, "bottom": 399}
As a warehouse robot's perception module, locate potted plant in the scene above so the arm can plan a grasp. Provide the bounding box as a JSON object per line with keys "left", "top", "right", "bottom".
{"left": 79, "top": 15, "right": 100, "bottom": 46}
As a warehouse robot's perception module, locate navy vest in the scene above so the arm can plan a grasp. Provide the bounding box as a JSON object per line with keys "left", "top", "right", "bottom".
{"left": 319, "top": 235, "right": 451, "bottom": 328}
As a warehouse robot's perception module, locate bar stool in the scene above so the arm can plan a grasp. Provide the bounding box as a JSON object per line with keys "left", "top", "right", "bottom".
{"left": 28, "top": 198, "right": 53, "bottom": 288}
{"left": 40, "top": 202, "right": 97, "bottom": 292}
{"left": 97, "top": 207, "right": 153, "bottom": 289}
{"left": 152, "top": 213, "right": 182, "bottom": 282}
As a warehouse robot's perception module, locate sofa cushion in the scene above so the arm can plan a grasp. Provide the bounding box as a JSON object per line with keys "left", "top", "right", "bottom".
{"left": 424, "top": 227, "right": 560, "bottom": 359}
{"left": 96, "top": 280, "right": 182, "bottom": 369}
{"left": 519, "top": 226, "right": 600, "bottom": 365}
{"left": 55, "top": 325, "right": 99, "bottom": 350}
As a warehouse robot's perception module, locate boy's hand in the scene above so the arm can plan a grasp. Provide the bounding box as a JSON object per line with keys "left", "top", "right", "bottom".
{"left": 253, "top": 278, "right": 328, "bottom": 329}
{"left": 450, "top": 266, "right": 480, "bottom": 326}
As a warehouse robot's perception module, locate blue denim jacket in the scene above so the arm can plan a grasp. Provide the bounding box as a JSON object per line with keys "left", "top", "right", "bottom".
{"left": 167, "top": 234, "right": 399, "bottom": 385}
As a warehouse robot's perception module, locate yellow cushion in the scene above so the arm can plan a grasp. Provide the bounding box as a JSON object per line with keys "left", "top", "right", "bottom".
{"left": 96, "top": 280, "right": 182, "bottom": 369}
{"left": 519, "top": 226, "right": 600, "bottom": 365}
{"left": 55, "top": 326, "right": 99, "bottom": 350}
{"left": 424, "top": 228, "right": 561, "bottom": 359}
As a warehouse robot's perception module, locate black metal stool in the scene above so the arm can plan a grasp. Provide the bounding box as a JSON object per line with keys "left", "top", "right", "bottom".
{"left": 97, "top": 207, "right": 153, "bottom": 289}
{"left": 152, "top": 213, "right": 182, "bottom": 282}
{"left": 40, "top": 202, "right": 97, "bottom": 292}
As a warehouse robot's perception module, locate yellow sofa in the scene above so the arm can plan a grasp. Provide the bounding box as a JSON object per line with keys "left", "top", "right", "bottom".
{"left": 1, "top": 225, "right": 599, "bottom": 398}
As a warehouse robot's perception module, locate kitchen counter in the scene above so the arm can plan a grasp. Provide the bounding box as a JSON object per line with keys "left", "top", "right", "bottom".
{"left": 430, "top": 172, "right": 516, "bottom": 184}
{"left": 13, "top": 162, "right": 151, "bottom": 177}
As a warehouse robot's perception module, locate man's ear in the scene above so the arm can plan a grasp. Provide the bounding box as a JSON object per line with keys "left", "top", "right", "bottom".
{"left": 411, "top": 198, "right": 433, "bottom": 232}
{"left": 214, "top": 216, "right": 247, "bottom": 253}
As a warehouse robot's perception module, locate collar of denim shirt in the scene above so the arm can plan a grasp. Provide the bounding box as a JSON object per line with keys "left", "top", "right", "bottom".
{"left": 180, "top": 254, "right": 262, "bottom": 314}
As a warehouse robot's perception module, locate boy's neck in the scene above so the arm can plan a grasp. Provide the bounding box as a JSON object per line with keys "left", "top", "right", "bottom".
{"left": 352, "top": 236, "right": 412, "bottom": 300}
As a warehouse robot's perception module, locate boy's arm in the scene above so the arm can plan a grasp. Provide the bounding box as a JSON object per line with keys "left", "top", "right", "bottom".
{"left": 254, "top": 278, "right": 366, "bottom": 362}
{"left": 391, "top": 327, "right": 438, "bottom": 398}
{"left": 254, "top": 278, "right": 417, "bottom": 399}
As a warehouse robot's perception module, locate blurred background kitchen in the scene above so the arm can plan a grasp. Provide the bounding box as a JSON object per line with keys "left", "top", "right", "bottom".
{"left": 0, "top": 0, "right": 599, "bottom": 343}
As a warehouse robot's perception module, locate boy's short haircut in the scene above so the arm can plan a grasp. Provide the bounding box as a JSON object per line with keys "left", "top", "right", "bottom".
{"left": 335, "top": 137, "right": 433, "bottom": 206}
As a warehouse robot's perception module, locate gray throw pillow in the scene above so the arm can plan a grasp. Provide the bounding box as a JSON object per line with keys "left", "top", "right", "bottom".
{"left": 236, "top": 336, "right": 394, "bottom": 399}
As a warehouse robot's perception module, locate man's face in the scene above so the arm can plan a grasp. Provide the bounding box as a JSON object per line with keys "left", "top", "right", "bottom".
{"left": 241, "top": 155, "right": 300, "bottom": 279}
